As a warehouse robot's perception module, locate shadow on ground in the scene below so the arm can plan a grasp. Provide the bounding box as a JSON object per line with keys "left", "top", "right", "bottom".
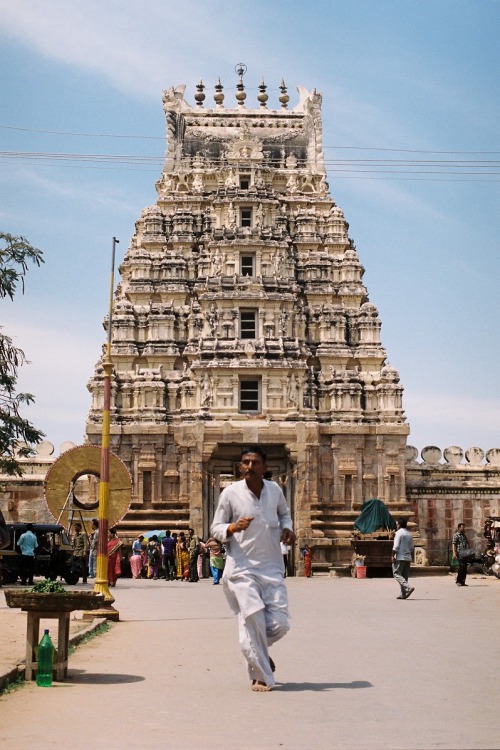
{"left": 276, "top": 680, "right": 372, "bottom": 692}
{"left": 67, "top": 671, "right": 145, "bottom": 684}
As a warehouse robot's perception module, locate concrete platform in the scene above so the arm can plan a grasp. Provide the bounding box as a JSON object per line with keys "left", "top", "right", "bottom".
{"left": 0, "top": 573, "right": 497, "bottom": 750}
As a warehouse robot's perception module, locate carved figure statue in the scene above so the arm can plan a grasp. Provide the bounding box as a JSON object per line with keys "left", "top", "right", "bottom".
{"left": 201, "top": 373, "right": 213, "bottom": 407}
{"left": 278, "top": 309, "right": 288, "bottom": 336}
{"left": 212, "top": 248, "right": 222, "bottom": 276}
{"left": 287, "top": 374, "right": 299, "bottom": 409}
{"left": 286, "top": 174, "right": 298, "bottom": 194}
{"left": 207, "top": 304, "right": 219, "bottom": 336}
{"left": 192, "top": 174, "right": 203, "bottom": 192}
{"left": 226, "top": 202, "right": 236, "bottom": 228}
{"left": 273, "top": 249, "right": 283, "bottom": 277}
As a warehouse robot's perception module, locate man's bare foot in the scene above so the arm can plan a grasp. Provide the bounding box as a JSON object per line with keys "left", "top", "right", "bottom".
{"left": 251, "top": 680, "right": 272, "bottom": 692}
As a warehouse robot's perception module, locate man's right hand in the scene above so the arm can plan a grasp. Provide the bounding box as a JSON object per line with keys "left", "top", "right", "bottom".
{"left": 228, "top": 517, "right": 254, "bottom": 535}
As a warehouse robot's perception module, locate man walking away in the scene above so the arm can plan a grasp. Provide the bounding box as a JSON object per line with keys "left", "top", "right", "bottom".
{"left": 161, "top": 530, "right": 177, "bottom": 580}
{"left": 392, "top": 518, "right": 414, "bottom": 600}
{"left": 18, "top": 523, "right": 38, "bottom": 585}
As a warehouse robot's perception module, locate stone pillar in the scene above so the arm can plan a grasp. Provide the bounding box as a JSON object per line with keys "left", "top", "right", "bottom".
{"left": 178, "top": 446, "right": 189, "bottom": 505}
{"left": 356, "top": 447, "right": 364, "bottom": 506}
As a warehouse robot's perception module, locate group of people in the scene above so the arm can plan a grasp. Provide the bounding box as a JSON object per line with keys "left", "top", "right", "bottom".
{"left": 129, "top": 528, "right": 226, "bottom": 584}
{"left": 70, "top": 520, "right": 122, "bottom": 588}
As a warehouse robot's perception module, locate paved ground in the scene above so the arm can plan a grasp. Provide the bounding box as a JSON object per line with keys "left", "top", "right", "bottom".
{"left": 0, "top": 572, "right": 497, "bottom": 750}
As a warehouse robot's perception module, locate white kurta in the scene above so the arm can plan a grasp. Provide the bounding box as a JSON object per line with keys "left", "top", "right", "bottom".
{"left": 211, "top": 480, "right": 292, "bottom": 584}
{"left": 211, "top": 479, "right": 293, "bottom": 686}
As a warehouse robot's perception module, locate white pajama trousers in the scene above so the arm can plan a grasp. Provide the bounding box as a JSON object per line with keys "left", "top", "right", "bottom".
{"left": 224, "top": 573, "right": 290, "bottom": 687}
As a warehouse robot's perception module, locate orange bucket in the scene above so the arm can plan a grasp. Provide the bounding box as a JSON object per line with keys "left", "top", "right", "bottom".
{"left": 356, "top": 565, "right": 367, "bottom": 579}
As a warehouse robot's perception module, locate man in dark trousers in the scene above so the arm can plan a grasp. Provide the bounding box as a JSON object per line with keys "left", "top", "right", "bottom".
{"left": 161, "top": 530, "right": 177, "bottom": 580}
{"left": 17, "top": 523, "right": 38, "bottom": 585}
{"left": 392, "top": 518, "right": 414, "bottom": 600}
{"left": 452, "top": 523, "right": 470, "bottom": 586}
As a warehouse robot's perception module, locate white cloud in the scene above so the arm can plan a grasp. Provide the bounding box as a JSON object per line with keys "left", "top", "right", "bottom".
{"left": 3, "top": 318, "right": 98, "bottom": 451}
{"left": 0, "top": 1, "right": 276, "bottom": 101}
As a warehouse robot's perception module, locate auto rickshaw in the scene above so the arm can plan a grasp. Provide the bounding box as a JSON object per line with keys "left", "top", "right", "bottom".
{"left": 0, "top": 523, "right": 79, "bottom": 585}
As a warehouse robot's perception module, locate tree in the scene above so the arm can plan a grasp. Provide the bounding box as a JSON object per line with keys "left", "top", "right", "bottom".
{"left": 0, "top": 233, "right": 45, "bottom": 475}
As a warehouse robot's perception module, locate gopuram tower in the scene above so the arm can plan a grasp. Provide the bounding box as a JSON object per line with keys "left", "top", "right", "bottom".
{"left": 86, "top": 71, "right": 413, "bottom": 571}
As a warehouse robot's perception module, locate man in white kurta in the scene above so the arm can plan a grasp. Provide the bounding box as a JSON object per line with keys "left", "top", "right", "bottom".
{"left": 211, "top": 447, "right": 295, "bottom": 691}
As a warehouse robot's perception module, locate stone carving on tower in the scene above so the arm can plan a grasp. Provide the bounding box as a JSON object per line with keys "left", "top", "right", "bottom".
{"left": 86, "top": 71, "right": 413, "bottom": 569}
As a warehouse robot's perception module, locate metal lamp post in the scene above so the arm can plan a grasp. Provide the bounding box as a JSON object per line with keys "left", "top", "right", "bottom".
{"left": 92, "top": 237, "right": 120, "bottom": 621}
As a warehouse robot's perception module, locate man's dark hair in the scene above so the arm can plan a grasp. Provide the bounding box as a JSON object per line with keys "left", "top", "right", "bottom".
{"left": 398, "top": 518, "right": 408, "bottom": 528}
{"left": 165, "top": 529, "right": 171, "bottom": 536}
{"left": 26, "top": 523, "right": 33, "bottom": 531}
{"left": 240, "top": 445, "right": 267, "bottom": 462}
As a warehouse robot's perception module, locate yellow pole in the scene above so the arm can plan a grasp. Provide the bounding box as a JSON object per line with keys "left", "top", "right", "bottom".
{"left": 87, "top": 237, "right": 120, "bottom": 621}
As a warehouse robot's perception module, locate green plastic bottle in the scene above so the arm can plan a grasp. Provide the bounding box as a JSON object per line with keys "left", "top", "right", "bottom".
{"left": 36, "top": 629, "right": 54, "bottom": 687}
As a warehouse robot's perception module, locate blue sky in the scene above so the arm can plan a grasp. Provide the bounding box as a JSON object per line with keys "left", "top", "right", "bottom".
{"left": 0, "top": 0, "right": 499, "bottom": 458}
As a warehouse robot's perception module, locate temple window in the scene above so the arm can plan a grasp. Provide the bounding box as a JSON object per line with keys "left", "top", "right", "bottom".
{"left": 240, "top": 309, "right": 257, "bottom": 339}
{"left": 239, "top": 378, "right": 261, "bottom": 413}
{"left": 241, "top": 254, "right": 255, "bottom": 276}
{"left": 240, "top": 175, "right": 250, "bottom": 189}
{"left": 240, "top": 208, "right": 252, "bottom": 227}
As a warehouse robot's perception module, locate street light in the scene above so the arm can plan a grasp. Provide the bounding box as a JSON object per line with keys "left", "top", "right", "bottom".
{"left": 91, "top": 237, "right": 120, "bottom": 621}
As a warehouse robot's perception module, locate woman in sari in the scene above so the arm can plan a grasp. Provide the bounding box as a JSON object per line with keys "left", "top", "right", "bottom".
{"left": 176, "top": 533, "right": 189, "bottom": 580}
{"left": 303, "top": 545, "right": 312, "bottom": 577}
{"left": 107, "top": 528, "right": 122, "bottom": 587}
{"left": 130, "top": 534, "right": 144, "bottom": 579}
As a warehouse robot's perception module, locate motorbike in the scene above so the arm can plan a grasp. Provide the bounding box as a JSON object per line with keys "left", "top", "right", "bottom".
{"left": 470, "top": 551, "right": 497, "bottom": 576}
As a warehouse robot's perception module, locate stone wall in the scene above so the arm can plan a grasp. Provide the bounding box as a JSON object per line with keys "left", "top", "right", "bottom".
{"left": 406, "top": 445, "right": 500, "bottom": 564}
{"left": 2, "top": 440, "right": 499, "bottom": 573}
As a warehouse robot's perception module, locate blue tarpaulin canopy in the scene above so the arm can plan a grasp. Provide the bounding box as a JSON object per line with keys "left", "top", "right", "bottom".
{"left": 353, "top": 498, "right": 397, "bottom": 534}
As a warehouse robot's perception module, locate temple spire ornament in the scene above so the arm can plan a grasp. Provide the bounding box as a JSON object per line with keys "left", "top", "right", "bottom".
{"left": 195, "top": 79, "right": 205, "bottom": 107}
{"left": 279, "top": 79, "right": 290, "bottom": 109}
{"left": 214, "top": 78, "right": 224, "bottom": 107}
{"left": 235, "top": 63, "right": 247, "bottom": 107}
{"left": 257, "top": 78, "right": 268, "bottom": 108}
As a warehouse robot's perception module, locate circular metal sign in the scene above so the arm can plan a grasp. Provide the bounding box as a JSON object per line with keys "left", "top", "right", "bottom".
{"left": 44, "top": 445, "right": 132, "bottom": 530}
